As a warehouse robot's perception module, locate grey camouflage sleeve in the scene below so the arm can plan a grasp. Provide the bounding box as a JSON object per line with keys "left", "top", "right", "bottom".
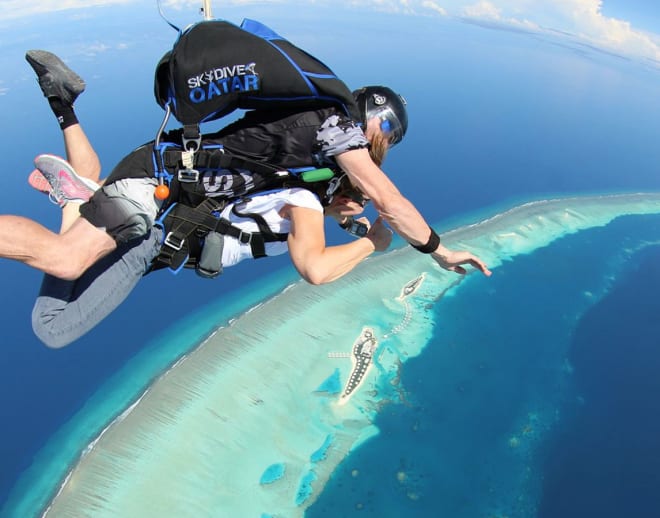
{"left": 314, "top": 113, "right": 369, "bottom": 161}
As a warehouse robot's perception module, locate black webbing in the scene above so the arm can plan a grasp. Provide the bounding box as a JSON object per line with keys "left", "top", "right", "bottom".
{"left": 155, "top": 197, "right": 288, "bottom": 270}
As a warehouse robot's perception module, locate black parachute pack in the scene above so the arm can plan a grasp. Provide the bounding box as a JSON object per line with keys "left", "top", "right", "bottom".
{"left": 149, "top": 18, "right": 360, "bottom": 275}
{"left": 154, "top": 18, "right": 361, "bottom": 130}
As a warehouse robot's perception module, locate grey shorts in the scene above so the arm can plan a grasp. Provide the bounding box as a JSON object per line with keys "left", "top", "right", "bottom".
{"left": 79, "top": 178, "right": 162, "bottom": 243}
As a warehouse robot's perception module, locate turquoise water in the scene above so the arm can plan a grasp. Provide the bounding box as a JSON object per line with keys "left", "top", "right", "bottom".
{"left": 1, "top": 3, "right": 660, "bottom": 515}
{"left": 1, "top": 268, "right": 298, "bottom": 517}
{"left": 307, "top": 213, "right": 660, "bottom": 517}
{"left": 4, "top": 200, "right": 660, "bottom": 517}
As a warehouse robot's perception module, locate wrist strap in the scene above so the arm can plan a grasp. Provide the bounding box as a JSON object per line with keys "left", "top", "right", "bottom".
{"left": 339, "top": 217, "right": 352, "bottom": 230}
{"left": 410, "top": 228, "right": 440, "bottom": 254}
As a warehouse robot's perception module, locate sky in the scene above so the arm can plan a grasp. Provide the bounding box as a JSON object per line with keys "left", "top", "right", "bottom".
{"left": 1, "top": 0, "right": 659, "bottom": 67}
{"left": 1, "top": 0, "right": 659, "bottom": 514}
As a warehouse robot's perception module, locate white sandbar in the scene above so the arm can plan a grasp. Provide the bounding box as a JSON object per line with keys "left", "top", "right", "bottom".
{"left": 41, "top": 193, "right": 660, "bottom": 517}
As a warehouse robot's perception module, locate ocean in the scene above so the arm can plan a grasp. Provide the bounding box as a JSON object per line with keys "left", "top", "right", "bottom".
{"left": 3, "top": 197, "right": 659, "bottom": 516}
{"left": 1, "top": 4, "right": 660, "bottom": 516}
{"left": 308, "top": 213, "right": 660, "bottom": 517}
{"left": 538, "top": 244, "right": 660, "bottom": 518}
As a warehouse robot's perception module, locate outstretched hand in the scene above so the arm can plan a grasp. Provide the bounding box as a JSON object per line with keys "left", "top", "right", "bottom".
{"left": 432, "top": 244, "right": 492, "bottom": 276}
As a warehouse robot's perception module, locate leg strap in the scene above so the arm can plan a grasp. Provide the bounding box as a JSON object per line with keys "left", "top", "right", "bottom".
{"left": 152, "top": 198, "right": 282, "bottom": 272}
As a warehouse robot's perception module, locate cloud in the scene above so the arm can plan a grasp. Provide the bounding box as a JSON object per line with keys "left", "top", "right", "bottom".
{"left": 0, "top": 0, "right": 658, "bottom": 65}
{"left": 457, "top": 0, "right": 660, "bottom": 63}
{"left": 1, "top": 0, "right": 135, "bottom": 21}
{"left": 421, "top": 1, "right": 448, "bottom": 16}
{"left": 462, "top": 0, "right": 499, "bottom": 18}
{"left": 80, "top": 43, "right": 113, "bottom": 56}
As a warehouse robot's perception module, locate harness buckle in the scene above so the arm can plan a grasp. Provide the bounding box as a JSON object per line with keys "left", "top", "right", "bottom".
{"left": 164, "top": 232, "right": 185, "bottom": 251}
{"left": 178, "top": 169, "right": 200, "bottom": 183}
{"left": 182, "top": 134, "right": 202, "bottom": 154}
{"left": 237, "top": 231, "right": 252, "bottom": 245}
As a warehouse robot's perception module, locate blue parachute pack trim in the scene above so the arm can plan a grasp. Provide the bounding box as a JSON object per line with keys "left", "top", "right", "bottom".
{"left": 154, "top": 17, "right": 361, "bottom": 127}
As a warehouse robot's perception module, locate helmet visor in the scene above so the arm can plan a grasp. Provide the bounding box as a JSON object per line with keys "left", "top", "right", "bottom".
{"left": 375, "top": 105, "right": 406, "bottom": 146}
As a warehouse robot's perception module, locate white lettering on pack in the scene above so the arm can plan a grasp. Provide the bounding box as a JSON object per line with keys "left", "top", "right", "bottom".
{"left": 202, "top": 170, "right": 255, "bottom": 197}
{"left": 187, "top": 62, "right": 260, "bottom": 104}
{"left": 187, "top": 63, "right": 257, "bottom": 89}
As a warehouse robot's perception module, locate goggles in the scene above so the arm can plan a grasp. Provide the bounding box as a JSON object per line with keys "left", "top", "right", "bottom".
{"left": 374, "top": 106, "right": 405, "bottom": 146}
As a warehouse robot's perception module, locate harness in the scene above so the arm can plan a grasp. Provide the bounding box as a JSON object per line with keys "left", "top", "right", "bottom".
{"left": 152, "top": 131, "right": 327, "bottom": 207}
{"left": 151, "top": 197, "right": 289, "bottom": 275}
{"left": 148, "top": 134, "right": 336, "bottom": 275}
{"left": 147, "top": 17, "right": 360, "bottom": 276}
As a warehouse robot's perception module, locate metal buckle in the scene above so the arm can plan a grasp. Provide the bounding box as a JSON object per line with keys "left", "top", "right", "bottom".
{"left": 177, "top": 169, "right": 200, "bottom": 183}
{"left": 164, "top": 232, "right": 184, "bottom": 251}
{"left": 182, "top": 135, "right": 201, "bottom": 153}
{"left": 237, "top": 231, "right": 252, "bottom": 245}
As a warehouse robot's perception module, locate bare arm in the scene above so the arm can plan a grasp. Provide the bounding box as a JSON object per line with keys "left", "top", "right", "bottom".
{"left": 336, "top": 148, "right": 425, "bottom": 240}
{"left": 335, "top": 148, "right": 491, "bottom": 276}
{"left": 286, "top": 206, "right": 392, "bottom": 285}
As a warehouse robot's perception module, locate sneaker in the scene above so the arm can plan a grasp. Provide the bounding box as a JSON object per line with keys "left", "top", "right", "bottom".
{"left": 32, "top": 154, "right": 98, "bottom": 207}
{"left": 28, "top": 169, "right": 52, "bottom": 195}
{"left": 25, "top": 50, "right": 86, "bottom": 105}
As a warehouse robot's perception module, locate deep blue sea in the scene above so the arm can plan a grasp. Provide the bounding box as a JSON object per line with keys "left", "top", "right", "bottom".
{"left": 538, "top": 243, "right": 660, "bottom": 518}
{"left": 1, "top": 4, "right": 660, "bottom": 515}
{"left": 308, "top": 213, "right": 660, "bottom": 517}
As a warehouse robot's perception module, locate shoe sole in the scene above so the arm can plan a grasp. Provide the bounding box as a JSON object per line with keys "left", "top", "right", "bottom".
{"left": 28, "top": 169, "right": 52, "bottom": 195}
{"left": 34, "top": 154, "right": 99, "bottom": 196}
{"left": 25, "top": 50, "right": 85, "bottom": 101}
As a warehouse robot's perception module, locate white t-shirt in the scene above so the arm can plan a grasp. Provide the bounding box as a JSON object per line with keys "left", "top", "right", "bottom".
{"left": 220, "top": 187, "right": 323, "bottom": 267}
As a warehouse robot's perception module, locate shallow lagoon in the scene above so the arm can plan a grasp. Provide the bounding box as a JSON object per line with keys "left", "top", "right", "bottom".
{"left": 4, "top": 194, "right": 660, "bottom": 517}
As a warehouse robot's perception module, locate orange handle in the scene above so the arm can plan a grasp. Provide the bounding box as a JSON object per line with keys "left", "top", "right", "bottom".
{"left": 155, "top": 184, "right": 170, "bottom": 200}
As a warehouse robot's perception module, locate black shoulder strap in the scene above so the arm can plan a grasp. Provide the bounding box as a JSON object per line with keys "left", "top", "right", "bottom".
{"left": 231, "top": 204, "right": 288, "bottom": 258}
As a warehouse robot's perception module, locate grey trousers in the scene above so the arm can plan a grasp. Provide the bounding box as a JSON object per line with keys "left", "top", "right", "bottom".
{"left": 31, "top": 228, "right": 163, "bottom": 348}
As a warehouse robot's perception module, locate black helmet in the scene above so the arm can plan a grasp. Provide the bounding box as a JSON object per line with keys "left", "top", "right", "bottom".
{"left": 353, "top": 86, "right": 408, "bottom": 146}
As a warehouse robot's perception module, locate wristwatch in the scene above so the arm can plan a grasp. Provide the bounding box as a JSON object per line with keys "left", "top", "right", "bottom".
{"left": 339, "top": 217, "right": 368, "bottom": 237}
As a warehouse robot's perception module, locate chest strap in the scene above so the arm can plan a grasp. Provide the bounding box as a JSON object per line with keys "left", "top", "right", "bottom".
{"left": 161, "top": 146, "right": 289, "bottom": 178}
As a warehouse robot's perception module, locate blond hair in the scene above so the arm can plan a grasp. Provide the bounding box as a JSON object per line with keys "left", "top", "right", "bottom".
{"left": 368, "top": 132, "right": 389, "bottom": 167}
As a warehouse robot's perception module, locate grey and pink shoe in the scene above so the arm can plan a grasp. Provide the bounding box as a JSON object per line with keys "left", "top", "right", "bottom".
{"left": 30, "top": 154, "right": 98, "bottom": 207}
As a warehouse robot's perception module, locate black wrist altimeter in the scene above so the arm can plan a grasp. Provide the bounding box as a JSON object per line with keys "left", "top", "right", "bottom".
{"left": 339, "top": 217, "right": 368, "bottom": 237}
{"left": 410, "top": 228, "right": 440, "bottom": 253}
